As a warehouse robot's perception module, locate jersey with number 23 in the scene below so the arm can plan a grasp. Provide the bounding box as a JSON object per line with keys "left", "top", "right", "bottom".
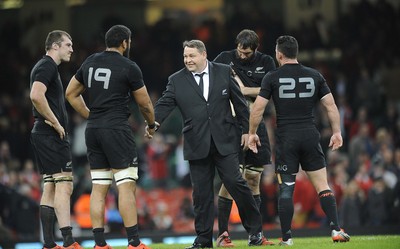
{"left": 259, "top": 63, "right": 331, "bottom": 130}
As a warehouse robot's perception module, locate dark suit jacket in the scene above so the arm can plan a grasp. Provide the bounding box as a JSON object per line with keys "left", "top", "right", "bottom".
{"left": 155, "top": 61, "right": 250, "bottom": 160}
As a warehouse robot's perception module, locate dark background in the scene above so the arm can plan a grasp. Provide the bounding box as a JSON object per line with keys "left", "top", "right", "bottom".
{"left": 0, "top": 0, "right": 399, "bottom": 245}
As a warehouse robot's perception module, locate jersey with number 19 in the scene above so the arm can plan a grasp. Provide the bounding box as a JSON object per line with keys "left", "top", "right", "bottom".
{"left": 74, "top": 51, "right": 144, "bottom": 129}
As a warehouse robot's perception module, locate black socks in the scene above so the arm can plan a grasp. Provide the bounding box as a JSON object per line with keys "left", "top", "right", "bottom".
{"left": 60, "top": 226, "right": 75, "bottom": 247}
{"left": 93, "top": 227, "right": 107, "bottom": 247}
{"left": 218, "top": 196, "right": 233, "bottom": 235}
{"left": 40, "top": 205, "right": 57, "bottom": 248}
{"left": 126, "top": 224, "right": 140, "bottom": 247}
{"left": 319, "top": 190, "right": 340, "bottom": 231}
{"left": 278, "top": 197, "right": 293, "bottom": 241}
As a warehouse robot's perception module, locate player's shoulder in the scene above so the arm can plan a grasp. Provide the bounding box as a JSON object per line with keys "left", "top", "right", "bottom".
{"left": 298, "top": 63, "right": 316, "bottom": 71}
{"left": 254, "top": 52, "right": 276, "bottom": 69}
{"left": 264, "top": 67, "right": 280, "bottom": 77}
{"left": 220, "top": 50, "right": 235, "bottom": 57}
{"left": 256, "top": 51, "right": 274, "bottom": 61}
{"left": 214, "top": 50, "right": 235, "bottom": 62}
{"left": 38, "top": 56, "right": 57, "bottom": 68}
{"left": 82, "top": 52, "right": 103, "bottom": 65}
{"left": 298, "top": 64, "right": 323, "bottom": 77}
{"left": 33, "top": 56, "right": 57, "bottom": 74}
{"left": 98, "top": 52, "right": 139, "bottom": 69}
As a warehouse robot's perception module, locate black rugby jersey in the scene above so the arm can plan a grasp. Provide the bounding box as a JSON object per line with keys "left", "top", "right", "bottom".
{"left": 75, "top": 51, "right": 144, "bottom": 129}
{"left": 259, "top": 63, "right": 331, "bottom": 129}
{"left": 30, "top": 55, "right": 69, "bottom": 135}
{"left": 214, "top": 49, "right": 276, "bottom": 91}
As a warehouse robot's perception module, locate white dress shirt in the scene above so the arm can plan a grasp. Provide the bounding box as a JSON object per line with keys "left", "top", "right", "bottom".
{"left": 192, "top": 63, "right": 210, "bottom": 101}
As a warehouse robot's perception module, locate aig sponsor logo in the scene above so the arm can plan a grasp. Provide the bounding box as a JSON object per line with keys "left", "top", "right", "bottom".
{"left": 276, "top": 164, "right": 288, "bottom": 171}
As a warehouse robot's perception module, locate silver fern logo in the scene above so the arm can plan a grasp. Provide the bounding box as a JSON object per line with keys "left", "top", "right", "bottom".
{"left": 255, "top": 67, "right": 265, "bottom": 73}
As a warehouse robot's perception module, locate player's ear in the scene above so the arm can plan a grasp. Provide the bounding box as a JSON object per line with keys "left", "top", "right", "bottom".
{"left": 277, "top": 51, "right": 283, "bottom": 60}
{"left": 52, "top": 42, "right": 60, "bottom": 50}
{"left": 122, "top": 39, "right": 128, "bottom": 50}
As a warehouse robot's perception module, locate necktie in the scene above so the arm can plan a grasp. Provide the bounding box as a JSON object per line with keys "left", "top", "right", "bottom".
{"left": 195, "top": 72, "right": 205, "bottom": 96}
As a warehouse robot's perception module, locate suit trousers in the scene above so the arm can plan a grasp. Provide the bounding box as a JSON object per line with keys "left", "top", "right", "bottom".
{"left": 189, "top": 138, "right": 262, "bottom": 245}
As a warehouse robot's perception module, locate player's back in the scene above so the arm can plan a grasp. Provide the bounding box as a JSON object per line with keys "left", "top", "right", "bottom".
{"left": 76, "top": 51, "right": 144, "bottom": 129}
{"left": 261, "top": 63, "right": 330, "bottom": 129}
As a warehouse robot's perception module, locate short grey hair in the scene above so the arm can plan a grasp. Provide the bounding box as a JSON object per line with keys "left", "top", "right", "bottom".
{"left": 183, "top": 40, "right": 207, "bottom": 53}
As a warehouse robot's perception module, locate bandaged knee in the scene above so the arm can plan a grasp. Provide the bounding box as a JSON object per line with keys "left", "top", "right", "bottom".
{"left": 244, "top": 164, "right": 264, "bottom": 175}
{"left": 114, "top": 166, "right": 138, "bottom": 185}
{"left": 43, "top": 175, "right": 55, "bottom": 184}
{"left": 91, "top": 170, "right": 113, "bottom": 185}
{"left": 54, "top": 175, "right": 73, "bottom": 183}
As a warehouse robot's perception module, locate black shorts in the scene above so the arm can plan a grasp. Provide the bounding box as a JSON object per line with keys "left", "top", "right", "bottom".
{"left": 239, "top": 122, "right": 271, "bottom": 167}
{"left": 30, "top": 133, "right": 72, "bottom": 175}
{"left": 275, "top": 127, "right": 326, "bottom": 174}
{"left": 85, "top": 128, "right": 137, "bottom": 170}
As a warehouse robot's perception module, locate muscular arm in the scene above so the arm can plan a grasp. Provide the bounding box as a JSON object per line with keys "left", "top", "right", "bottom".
{"left": 30, "top": 82, "right": 59, "bottom": 125}
{"left": 248, "top": 96, "right": 269, "bottom": 153}
{"left": 30, "top": 81, "right": 65, "bottom": 138}
{"left": 249, "top": 96, "right": 269, "bottom": 135}
{"left": 133, "top": 86, "right": 156, "bottom": 138}
{"left": 133, "top": 86, "right": 155, "bottom": 125}
{"left": 233, "top": 73, "right": 260, "bottom": 98}
{"left": 321, "top": 93, "right": 343, "bottom": 150}
{"left": 66, "top": 76, "right": 90, "bottom": 119}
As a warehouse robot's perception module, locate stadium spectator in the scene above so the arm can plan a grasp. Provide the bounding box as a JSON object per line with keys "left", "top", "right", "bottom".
{"left": 152, "top": 202, "right": 173, "bottom": 231}
{"left": 339, "top": 180, "right": 365, "bottom": 228}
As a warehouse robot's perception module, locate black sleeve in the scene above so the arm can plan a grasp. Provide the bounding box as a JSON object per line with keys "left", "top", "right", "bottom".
{"left": 154, "top": 77, "right": 177, "bottom": 124}
{"left": 229, "top": 74, "right": 250, "bottom": 133}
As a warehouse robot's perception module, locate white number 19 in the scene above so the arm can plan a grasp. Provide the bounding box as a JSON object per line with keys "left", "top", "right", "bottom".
{"left": 88, "top": 67, "right": 111, "bottom": 89}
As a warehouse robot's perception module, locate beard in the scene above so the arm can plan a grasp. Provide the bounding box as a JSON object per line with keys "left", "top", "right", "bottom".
{"left": 123, "top": 47, "right": 130, "bottom": 58}
{"left": 236, "top": 52, "right": 255, "bottom": 65}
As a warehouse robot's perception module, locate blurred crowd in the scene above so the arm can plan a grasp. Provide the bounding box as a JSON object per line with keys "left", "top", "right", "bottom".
{"left": 1, "top": 0, "right": 400, "bottom": 242}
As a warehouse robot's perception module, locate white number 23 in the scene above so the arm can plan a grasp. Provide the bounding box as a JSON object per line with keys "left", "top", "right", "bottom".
{"left": 278, "top": 77, "right": 315, "bottom": 98}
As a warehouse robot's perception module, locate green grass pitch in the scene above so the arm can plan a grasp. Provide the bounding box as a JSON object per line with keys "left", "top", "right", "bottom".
{"left": 85, "top": 235, "right": 400, "bottom": 249}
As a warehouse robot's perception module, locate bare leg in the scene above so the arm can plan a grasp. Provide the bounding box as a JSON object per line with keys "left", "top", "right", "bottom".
{"left": 244, "top": 171, "right": 261, "bottom": 195}
{"left": 116, "top": 181, "right": 137, "bottom": 227}
{"left": 306, "top": 167, "right": 330, "bottom": 193}
{"left": 90, "top": 183, "right": 110, "bottom": 228}
{"left": 53, "top": 172, "right": 73, "bottom": 228}
{"left": 41, "top": 177, "right": 55, "bottom": 206}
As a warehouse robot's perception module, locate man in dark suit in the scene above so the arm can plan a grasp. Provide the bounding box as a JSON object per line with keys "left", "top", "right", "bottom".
{"left": 153, "top": 40, "right": 270, "bottom": 248}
